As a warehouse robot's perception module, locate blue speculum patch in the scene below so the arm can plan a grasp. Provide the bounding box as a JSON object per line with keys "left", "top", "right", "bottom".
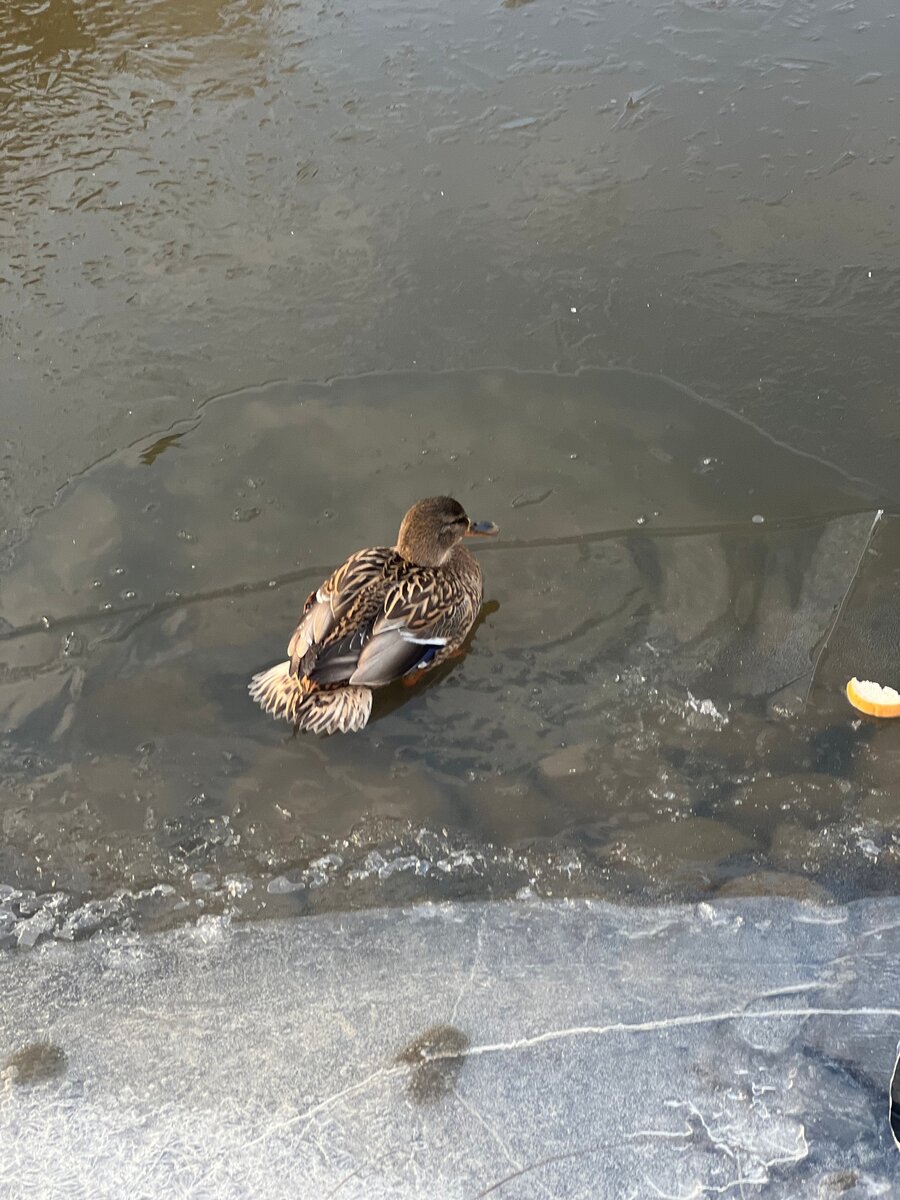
{"left": 409, "top": 644, "right": 441, "bottom": 672}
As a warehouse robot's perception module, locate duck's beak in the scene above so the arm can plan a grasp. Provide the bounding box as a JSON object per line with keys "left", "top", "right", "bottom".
{"left": 466, "top": 519, "right": 500, "bottom": 537}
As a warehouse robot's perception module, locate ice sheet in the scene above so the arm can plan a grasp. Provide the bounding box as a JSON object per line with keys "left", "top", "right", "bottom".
{"left": 2, "top": 899, "right": 898, "bottom": 1198}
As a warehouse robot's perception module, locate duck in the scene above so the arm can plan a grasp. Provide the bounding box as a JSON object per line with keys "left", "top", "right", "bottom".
{"left": 249, "top": 496, "right": 499, "bottom": 734}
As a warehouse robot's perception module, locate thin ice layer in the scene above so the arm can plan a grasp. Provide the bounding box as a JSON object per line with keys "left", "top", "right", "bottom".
{"left": 2, "top": 899, "right": 898, "bottom": 1198}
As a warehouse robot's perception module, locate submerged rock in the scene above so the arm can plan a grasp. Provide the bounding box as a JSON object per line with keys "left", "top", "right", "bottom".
{"left": 716, "top": 870, "right": 832, "bottom": 904}
{"left": 730, "top": 772, "right": 850, "bottom": 831}
{"left": 604, "top": 815, "right": 759, "bottom": 887}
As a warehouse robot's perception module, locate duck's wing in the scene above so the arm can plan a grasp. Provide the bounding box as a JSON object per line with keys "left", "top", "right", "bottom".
{"left": 322, "top": 571, "right": 477, "bottom": 688}
{"left": 287, "top": 547, "right": 398, "bottom": 676}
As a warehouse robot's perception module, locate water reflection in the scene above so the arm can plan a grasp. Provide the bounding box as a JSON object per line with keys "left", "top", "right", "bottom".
{"left": 1, "top": 370, "right": 895, "bottom": 946}
{"left": 2, "top": 0, "right": 900, "bottom": 942}
{"left": 3, "top": 0, "right": 899, "bottom": 547}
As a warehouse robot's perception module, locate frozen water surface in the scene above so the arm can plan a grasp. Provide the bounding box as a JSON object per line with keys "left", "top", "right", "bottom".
{"left": 2, "top": 899, "right": 899, "bottom": 1198}
{"left": 2, "top": 2, "right": 900, "bottom": 1192}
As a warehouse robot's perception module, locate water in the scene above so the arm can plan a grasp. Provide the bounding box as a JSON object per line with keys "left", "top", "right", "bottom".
{"left": 2, "top": 1, "right": 899, "bottom": 944}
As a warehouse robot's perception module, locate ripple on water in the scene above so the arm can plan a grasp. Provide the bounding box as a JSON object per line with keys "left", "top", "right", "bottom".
{"left": 1, "top": 371, "right": 895, "bottom": 940}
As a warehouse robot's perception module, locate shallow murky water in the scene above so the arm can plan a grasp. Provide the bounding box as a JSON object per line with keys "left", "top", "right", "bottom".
{"left": 2, "top": 370, "right": 897, "bottom": 943}
{"left": 2, "top": 1, "right": 898, "bottom": 944}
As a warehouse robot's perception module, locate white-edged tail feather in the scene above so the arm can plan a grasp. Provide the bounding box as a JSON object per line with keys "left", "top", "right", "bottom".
{"left": 248, "top": 661, "right": 372, "bottom": 734}
{"left": 298, "top": 686, "right": 372, "bottom": 735}
{"left": 248, "top": 661, "right": 304, "bottom": 723}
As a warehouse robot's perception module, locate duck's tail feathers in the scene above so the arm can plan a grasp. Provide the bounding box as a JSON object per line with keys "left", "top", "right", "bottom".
{"left": 248, "top": 662, "right": 372, "bottom": 734}
{"left": 249, "top": 661, "right": 307, "bottom": 724}
{"left": 295, "top": 685, "right": 373, "bottom": 735}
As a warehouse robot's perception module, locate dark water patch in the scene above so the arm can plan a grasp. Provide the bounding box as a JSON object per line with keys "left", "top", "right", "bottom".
{"left": 139, "top": 432, "right": 188, "bottom": 467}
{"left": 2, "top": 1041, "right": 68, "bottom": 1087}
{"left": 395, "top": 1025, "right": 470, "bottom": 1104}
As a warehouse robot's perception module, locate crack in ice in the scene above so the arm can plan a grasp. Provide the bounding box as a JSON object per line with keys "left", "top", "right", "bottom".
{"left": 235, "top": 1065, "right": 404, "bottom": 1155}
{"left": 456, "top": 1089, "right": 554, "bottom": 1200}
{"left": 450, "top": 907, "right": 487, "bottom": 1025}
{"left": 475, "top": 1143, "right": 612, "bottom": 1197}
{"left": 457, "top": 1006, "right": 900, "bottom": 1061}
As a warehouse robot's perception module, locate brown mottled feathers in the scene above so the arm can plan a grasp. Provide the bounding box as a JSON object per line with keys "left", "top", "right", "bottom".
{"left": 287, "top": 547, "right": 400, "bottom": 676}
{"left": 250, "top": 496, "right": 494, "bottom": 734}
{"left": 292, "top": 545, "right": 482, "bottom": 687}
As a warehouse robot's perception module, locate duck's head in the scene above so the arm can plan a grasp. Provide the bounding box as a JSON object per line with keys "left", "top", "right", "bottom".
{"left": 396, "top": 496, "right": 499, "bottom": 567}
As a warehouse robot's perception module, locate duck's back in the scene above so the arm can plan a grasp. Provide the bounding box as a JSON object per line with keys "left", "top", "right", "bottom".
{"left": 288, "top": 546, "right": 405, "bottom": 676}
{"left": 295, "top": 543, "right": 483, "bottom": 690}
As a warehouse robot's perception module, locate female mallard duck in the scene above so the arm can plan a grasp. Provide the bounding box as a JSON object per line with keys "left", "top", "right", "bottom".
{"left": 249, "top": 496, "right": 499, "bottom": 734}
